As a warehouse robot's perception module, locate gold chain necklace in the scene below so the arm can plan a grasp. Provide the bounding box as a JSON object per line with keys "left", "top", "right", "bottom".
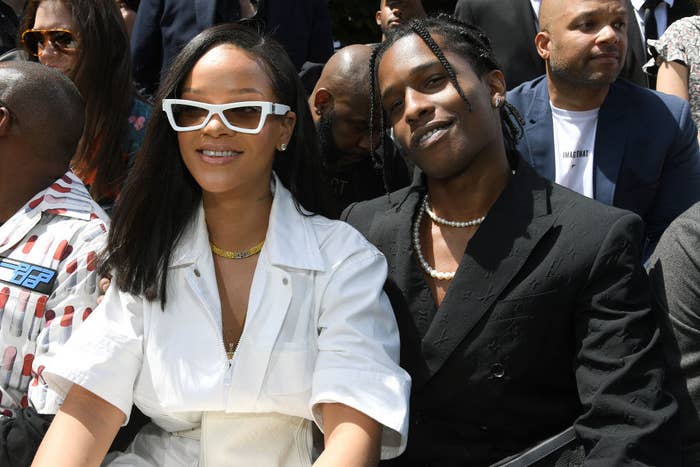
{"left": 210, "top": 239, "right": 264, "bottom": 259}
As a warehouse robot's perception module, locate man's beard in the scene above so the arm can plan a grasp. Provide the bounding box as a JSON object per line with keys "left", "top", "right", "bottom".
{"left": 317, "top": 111, "right": 341, "bottom": 167}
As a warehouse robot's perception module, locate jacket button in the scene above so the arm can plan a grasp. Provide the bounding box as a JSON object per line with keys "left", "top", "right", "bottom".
{"left": 490, "top": 362, "right": 505, "bottom": 378}
{"left": 282, "top": 277, "right": 288, "bottom": 285}
{"left": 193, "top": 269, "right": 201, "bottom": 277}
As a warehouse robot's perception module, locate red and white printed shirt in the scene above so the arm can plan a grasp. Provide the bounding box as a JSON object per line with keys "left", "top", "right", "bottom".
{"left": 0, "top": 170, "right": 108, "bottom": 416}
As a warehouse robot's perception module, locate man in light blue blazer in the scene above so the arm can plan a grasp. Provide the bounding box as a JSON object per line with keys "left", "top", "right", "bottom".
{"left": 507, "top": 0, "right": 700, "bottom": 258}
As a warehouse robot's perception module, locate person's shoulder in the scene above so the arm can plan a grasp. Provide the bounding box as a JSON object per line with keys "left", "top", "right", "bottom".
{"left": 666, "top": 14, "right": 700, "bottom": 34}
{"left": 612, "top": 78, "right": 689, "bottom": 114}
{"left": 548, "top": 177, "right": 640, "bottom": 228}
{"left": 306, "top": 213, "right": 386, "bottom": 269}
{"left": 342, "top": 186, "right": 413, "bottom": 231}
{"left": 651, "top": 201, "right": 700, "bottom": 259}
{"left": 507, "top": 75, "right": 547, "bottom": 101}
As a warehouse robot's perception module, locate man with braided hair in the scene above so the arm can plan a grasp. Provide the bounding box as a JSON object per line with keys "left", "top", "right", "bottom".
{"left": 508, "top": 0, "right": 700, "bottom": 260}
{"left": 342, "top": 14, "right": 679, "bottom": 466}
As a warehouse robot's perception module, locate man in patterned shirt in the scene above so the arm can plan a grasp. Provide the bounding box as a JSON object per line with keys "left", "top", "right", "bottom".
{"left": 0, "top": 62, "right": 108, "bottom": 465}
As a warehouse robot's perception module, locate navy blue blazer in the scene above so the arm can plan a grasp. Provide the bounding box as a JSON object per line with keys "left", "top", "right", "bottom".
{"left": 507, "top": 76, "right": 700, "bottom": 257}
{"left": 131, "top": 0, "right": 223, "bottom": 95}
{"left": 131, "top": 0, "right": 334, "bottom": 96}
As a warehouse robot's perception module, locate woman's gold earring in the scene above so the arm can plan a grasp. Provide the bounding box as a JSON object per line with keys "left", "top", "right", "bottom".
{"left": 279, "top": 143, "right": 288, "bottom": 152}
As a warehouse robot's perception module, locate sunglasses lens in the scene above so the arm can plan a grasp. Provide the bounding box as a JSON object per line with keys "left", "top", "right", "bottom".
{"left": 172, "top": 103, "right": 209, "bottom": 128}
{"left": 21, "top": 31, "right": 42, "bottom": 55}
{"left": 50, "top": 31, "right": 77, "bottom": 51}
{"left": 223, "top": 105, "right": 263, "bottom": 130}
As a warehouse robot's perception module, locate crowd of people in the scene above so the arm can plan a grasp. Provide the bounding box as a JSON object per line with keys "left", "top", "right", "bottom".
{"left": 0, "top": 0, "right": 699, "bottom": 466}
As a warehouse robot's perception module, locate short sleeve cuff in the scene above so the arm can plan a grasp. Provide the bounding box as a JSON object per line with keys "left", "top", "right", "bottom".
{"left": 41, "top": 335, "right": 141, "bottom": 425}
{"left": 310, "top": 367, "right": 410, "bottom": 459}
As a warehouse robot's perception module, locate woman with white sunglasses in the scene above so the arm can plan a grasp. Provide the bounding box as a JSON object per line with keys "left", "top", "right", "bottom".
{"left": 31, "top": 24, "right": 410, "bottom": 467}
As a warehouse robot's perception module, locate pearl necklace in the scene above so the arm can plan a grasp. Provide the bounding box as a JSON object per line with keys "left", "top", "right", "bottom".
{"left": 423, "top": 196, "right": 486, "bottom": 227}
{"left": 412, "top": 198, "right": 456, "bottom": 281}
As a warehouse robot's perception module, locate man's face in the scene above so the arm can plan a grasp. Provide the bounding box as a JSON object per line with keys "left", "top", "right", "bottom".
{"left": 376, "top": 0, "right": 426, "bottom": 35}
{"left": 538, "top": 0, "right": 628, "bottom": 87}
{"left": 378, "top": 34, "right": 505, "bottom": 181}
{"left": 317, "top": 97, "right": 379, "bottom": 168}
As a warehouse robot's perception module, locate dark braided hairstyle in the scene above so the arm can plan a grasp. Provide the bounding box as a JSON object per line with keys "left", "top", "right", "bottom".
{"left": 369, "top": 14, "right": 526, "bottom": 177}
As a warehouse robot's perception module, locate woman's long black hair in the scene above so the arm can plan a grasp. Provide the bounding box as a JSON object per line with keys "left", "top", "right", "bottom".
{"left": 369, "top": 14, "right": 525, "bottom": 179}
{"left": 21, "top": 0, "right": 134, "bottom": 204}
{"left": 102, "top": 23, "right": 324, "bottom": 305}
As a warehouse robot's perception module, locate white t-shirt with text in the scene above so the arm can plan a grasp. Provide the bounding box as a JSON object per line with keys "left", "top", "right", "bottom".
{"left": 550, "top": 103, "right": 599, "bottom": 198}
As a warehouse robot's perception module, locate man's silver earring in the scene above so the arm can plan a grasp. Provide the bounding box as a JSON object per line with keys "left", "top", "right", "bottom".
{"left": 492, "top": 96, "right": 504, "bottom": 109}
{"left": 279, "top": 143, "right": 288, "bottom": 151}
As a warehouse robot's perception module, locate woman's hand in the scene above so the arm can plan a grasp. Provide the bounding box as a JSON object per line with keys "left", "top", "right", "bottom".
{"left": 313, "top": 403, "right": 381, "bottom": 467}
{"left": 32, "top": 384, "right": 123, "bottom": 467}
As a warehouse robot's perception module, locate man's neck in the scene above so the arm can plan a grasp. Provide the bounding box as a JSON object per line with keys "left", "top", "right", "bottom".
{"left": 426, "top": 150, "right": 511, "bottom": 222}
{"left": 547, "top": 75, "right": 610, "bottom": 111}
{"left": 0, "top": 177, "right": 55, "bottom": 223}
{"left": 0, "top": 156, "right": 63, "bottom": 223}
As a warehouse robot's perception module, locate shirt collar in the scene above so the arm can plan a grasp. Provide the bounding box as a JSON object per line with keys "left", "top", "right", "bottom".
{"left": 22, "top": 170, "right": 107, "bottom": 222}
{"left": 631, "top": 0, "right": 672, "bottom": 10}
{"left": 170, "top": 173, "right": 326, "bottom": 272}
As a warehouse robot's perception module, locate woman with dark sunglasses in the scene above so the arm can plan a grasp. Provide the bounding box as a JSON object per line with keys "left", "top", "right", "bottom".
{"left": 31, "top": 24, "right": 409, "bottom": 467}
{"left": 19, "top": 0, "right": 150, "bottom": 212}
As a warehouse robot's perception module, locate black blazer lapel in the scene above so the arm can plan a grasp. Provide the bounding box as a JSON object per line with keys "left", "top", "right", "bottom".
{"left": 523, "top": 79, "right": 556, "bottom": 181}
{"left": 421, "top": 163, "right": 556, "bottom": 381}
{"left": 594, "top": 82, "right": 629, "bottom": 206}
{"left": 367, "top": 190, "right": 421, "bottom": 298}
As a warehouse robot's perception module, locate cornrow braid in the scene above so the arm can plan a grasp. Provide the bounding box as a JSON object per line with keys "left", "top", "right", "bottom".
{"left": 368, "top": 14, "right": 526, "bottom": 172}
{"left": 410, "top": 21, "right": 472, "bottom": 112}
{"left": 368, "top": 44, "right": 392, "bottom": 195}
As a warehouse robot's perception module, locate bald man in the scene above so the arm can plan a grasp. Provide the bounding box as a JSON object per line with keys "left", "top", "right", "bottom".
{"left": 309, "top": 45, "right": 409, "bottom": 218}
{"left": 0, "top": 62, "right": 109, "bottom": 466}
{"left": 508, "top": 0, "right": 700, "bottom": 259}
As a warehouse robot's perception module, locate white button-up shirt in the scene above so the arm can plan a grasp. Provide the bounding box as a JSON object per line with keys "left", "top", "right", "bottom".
{"left": 41, "top": 175, "right": 410, "bottom": 463}
{"left": 0, "top": 170, "right": 108, "bottom": 416}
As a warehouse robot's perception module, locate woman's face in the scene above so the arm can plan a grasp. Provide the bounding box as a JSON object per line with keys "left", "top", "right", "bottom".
{"left": 177, "top": 44, "right": 296, "bottom": 198}
{"left": 33, "top": 0, "right": 79, "bottom": 77}
{"left": 377, "top": 33, "right": 505, "bottom": 181}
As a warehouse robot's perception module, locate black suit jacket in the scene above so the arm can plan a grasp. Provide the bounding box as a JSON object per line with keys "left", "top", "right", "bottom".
{"left": 454, "top": 0, "right": 543, "bottom": 90}
{"left": 131, "top": 0, "right": 229, "bottom": 95}
{"left": 342, "top": 160, "right": 679, "bottom": 466}
{"left": 131, "top": 0, "right": 334, "bottom": 95}
{"left": 253, "top": 0, "right": 333, "bottom": 71}
{"left": 624, "top": 0, "right": 697, "bottom": 88}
